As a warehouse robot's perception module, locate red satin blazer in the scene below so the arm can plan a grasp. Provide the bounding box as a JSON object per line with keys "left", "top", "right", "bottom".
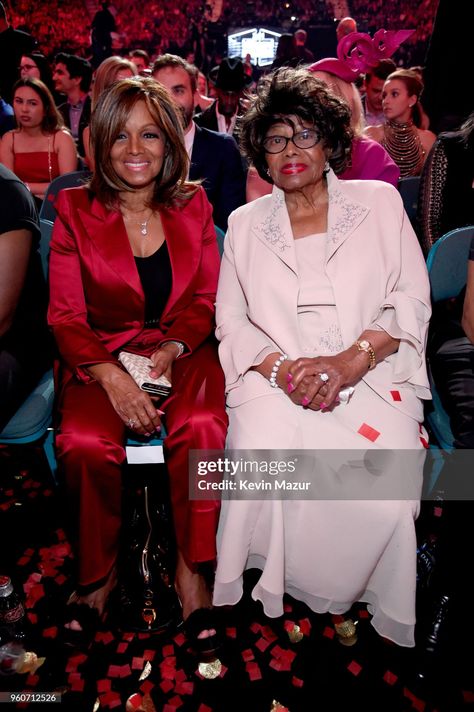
{"left": 48, "top": 186, "right": 220, "bottom": 383}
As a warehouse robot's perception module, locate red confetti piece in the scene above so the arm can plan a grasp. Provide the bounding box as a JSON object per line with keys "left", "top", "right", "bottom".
{"left": 42, "top": 626, "right": 58, "bottom": 639}
{"left": 250, "top": 622, "right": 261, "bottom": 634}
{"left": 162, "top": 644, "right": 174, "bottom": 657}
{"left": 283, "top": 603, "right": 293, "bottom": 613}
{"left": 174, "top": 669, "right": 187, "bottom": 684}
{"left": 122, "top": 632, "right": 135, "bottom": 641}
{"left": 55, "top": 574, "right": 67, "bottom": 585}
{"left": 383, "top": 670, "right": 398, "bottom": 685}
{"left": 143, "top": 649, "right": 156, "bottom": 661}
{"left": 463, "top": 691, "right": 474, "bottom": 703}
{"left": 139, "top": 679, "right": 154, "bottom": 694}
{"left": 284, "top": 620, "right": 295, "bottom": 632}
{"left": 298, "top": 618, "right": 311, "bottom": 635}
{"left": 66, "top": 653, "right": 87, "bottom": 672}
{"left": 138, "top": 632, "right": 152, "bottom": 639}
{"left": 173, "top": 632, "right": 186, "bottom": 646}
{"left": 255, "top": 636, "right": 272, "bottom": 652}
{"left": 25, "top": 548, "right": 35, "bottom": 555}
{"left": 358, "top": 609, "right": 370, "bottom": 619}
{"left": 322, "top": 626, "right": 335, "bottom": 639}
{"left": 17, "top": 556, "right": 30, "bottom": 566}
{"left": 261, "top": 625, "right": 277, "bottom": 641}
{"left": 161, "top": 665, "right": 176, "bottom": 681}
{"left": 358, "top": 423, "right": 381, "bottom": 442}
{"left": 117, "top": 642, "right": 128, "bottom": 654}
{"left": 390, "top": 390, "right": 402, "bottom": 401}
{"left": 26, "top": 674, "right": 39, "bottom": 686}
{"left": 95, "top": 631, "right": 115, "bottom": 645}
{"left": 226, "top": 627, "right": 237, "bottom": 638}
{"left": 241, "top": 648, "right": 255, "bottom": 662}
{"left": 347, "top": 661, "right": 362, "bottom": 676}
{"left": 160, "top": 679, "right": 174, "bottom": 693}
{"left": 403, "top": 688, "right": 426, "bottom": 711}
{"left": 97, "top": 679, "right": 111, "bottom": 693}
{"left": 107, "top": 664, "right": 122, "bottom": 678}
{"left": 120, "top": 663, "right": 132, "bottom": 678}
{"left": 246, "top": 661, "right": 262, "bottom": 681}
{"left": 198, "top": 706, "right": 213, "bottom": 712}
{"left": 132, "top": 657, "right": 144, "bottom": 670}
{"left": 292, "top": 676, "right": 304, "bottom": 688}
{"left": 419, "top": 436, "right": 429, "bottom": 449}
{"left": 167, "top": 695, "right": 184, "bottom": 708}
{"left": 124, "top": 693, "right": 143, "bottom": 710}
{"left": 433, "top": 506, "right": 443, "bottom": 517}
{"left": 27, "top": 612, "right": 37, "bottom": 624}
{"left": 100, "top": 691, "right": 122, "bottom": 709}
{"left": 176, "top": 681, "right": 194, "bottom": 695}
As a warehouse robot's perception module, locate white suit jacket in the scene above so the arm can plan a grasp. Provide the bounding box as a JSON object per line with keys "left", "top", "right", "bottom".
{"left": 216, "top": 170, "right": 431, "bottom": 422}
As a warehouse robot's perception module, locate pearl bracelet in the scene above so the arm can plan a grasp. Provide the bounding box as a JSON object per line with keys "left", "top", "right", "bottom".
{"left": 163, "top": 340, "right": 185, "bottom": 358}
{"left": 269, "top": 353, "right": 288, "bottom": 388}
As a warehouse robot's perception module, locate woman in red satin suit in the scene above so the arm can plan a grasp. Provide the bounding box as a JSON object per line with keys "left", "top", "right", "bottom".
{"left": 48, "top": 78, "right": 227, "bottom": 652}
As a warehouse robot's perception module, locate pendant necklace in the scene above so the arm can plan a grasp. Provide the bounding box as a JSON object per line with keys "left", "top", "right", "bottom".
{"left": 122, "top": 210, "right": 154, "bottom": 236}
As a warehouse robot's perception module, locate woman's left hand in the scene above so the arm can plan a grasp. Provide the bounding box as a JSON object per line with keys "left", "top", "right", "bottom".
{"left": 288, "top": 352, "right": 363, "bottom": 410}
{"left": 149, "top": 342, "right": 181, "bottom": 381}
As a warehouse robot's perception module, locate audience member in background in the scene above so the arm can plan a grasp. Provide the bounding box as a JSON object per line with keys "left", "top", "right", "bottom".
{"left": 270, "top": 34, "right": 300, "bottom": 70}
{"left": 19, "top": 53, "right": 55, "bottom": 96}
{"left": 247, "top": 63, "right": 399, "bottom": 203}
{"left": 294, "top": 28, "right": 314, "bottom": 63}
{"left": 418, "top": 111, "right": 474, "bottom": 255}
{"left": 129, "top": 49, "right": 150, "bottom": 75}
{"left": 48, "top": 78, "right": 227, "bottom": 654}
{"left": 152, "top": 54, "right": 246, "bottom": 230}
{"left": 336, "top": 16, "right": 358, "bottom": 41}
{"left": 365, "top": 69, "right": 436, "bottom": 177}
{"left": 194, "top": 71, "right": 214, "bottom": 114}
{"left": 195, "top": 57, "right": 250, "bottom": 138}
{"left": 0, "top": 78, "right": 77, "bottom": 206}
{"left": 83, "top": 55, "right": 137, "bottom": 168}
{"left": 0, "top": 94, "right": 15, "bottom": 137}
{"left": 53, "top": 53, "right": 93, "bottom": 160}
{"left": 361, "top": 59, "right": 396, "bottom": 127}
{"left": 213, "top": 68, "right": 431, "bottom": 649}
{"left": 408, "top": 66, "right": 430, "bottom": 130}
{"left": 91, "top": 0, "right": 116, "bottom": 68}
{"left": 0, "top": 164, "right": 52, "bottom": 431}
{"left": 0, "top": 1, "right": 37, "bottom": 105}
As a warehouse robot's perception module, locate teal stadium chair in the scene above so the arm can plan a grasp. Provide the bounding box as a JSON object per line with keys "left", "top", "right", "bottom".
{"left": 0, "top": 219, "right": 57, "bottom": 479}
{"left": 39, "top": 170, "right": 91, "bottom": 222}
{"left": 425, "top": 225, "right": 474, "bottom": 450}
{"left": 398, "top": 175, "right": 420, "bottom": 229}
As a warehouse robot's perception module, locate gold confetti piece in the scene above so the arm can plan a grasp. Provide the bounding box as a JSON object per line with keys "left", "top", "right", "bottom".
{"left": 139, "top": 660, "right": 152, "bottom": 680}
{"left": 287, "top": 624, "right": 303, "bottom": 643}
{"left": 198, "top": 658, "right": 222, "bottom": 679}
{"left": 16, "top": 651, "right": 46, "bottom": 674}
{"left": 93, "top": 699, "right": 101, "bottom": 711}
{"left": 334, "top": 619, "right": 358, "bottom": 646}
{"left": 141, "top": 693, "right": 157, "bottom": 712}
{"left": 271, "top": 701, "right": 289, "bottom": 711}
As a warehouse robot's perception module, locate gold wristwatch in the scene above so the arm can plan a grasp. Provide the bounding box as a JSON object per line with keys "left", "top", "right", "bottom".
{"left": 355, "top": 339, "right": 376, "bottom": 370}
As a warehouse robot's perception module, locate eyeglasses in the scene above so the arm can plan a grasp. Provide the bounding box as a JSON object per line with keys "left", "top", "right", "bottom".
{"left": 263, "top": 128, "right": 320, "bottom": 154}
{"left": 19, "top": 64, "right": 38, "bottom": 72}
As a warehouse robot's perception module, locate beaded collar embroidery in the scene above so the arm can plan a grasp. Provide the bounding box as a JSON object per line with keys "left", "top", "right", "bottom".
{"left": 382, "top": 119, "right": 424, "bottom": 177}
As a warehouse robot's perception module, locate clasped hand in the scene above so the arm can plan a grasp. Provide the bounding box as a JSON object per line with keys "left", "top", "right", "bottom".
{"left": 285, "top": 353, "right": 356, "bottom": 411}
{"left": 97, "top": 345, "right": 177, "bottom": 435}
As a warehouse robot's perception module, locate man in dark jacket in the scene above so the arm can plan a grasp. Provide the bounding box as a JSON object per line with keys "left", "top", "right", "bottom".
{"left": 0, "top": 1, "right": 37, "bottom": 104}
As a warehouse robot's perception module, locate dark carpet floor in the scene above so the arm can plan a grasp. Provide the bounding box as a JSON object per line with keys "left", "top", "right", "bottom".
{"left": 0, "top": 445, "right": 473, "bottom": 712}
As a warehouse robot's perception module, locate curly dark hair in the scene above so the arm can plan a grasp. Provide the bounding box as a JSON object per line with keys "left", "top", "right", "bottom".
{"left": 240, "top": 67, "right": 353, "bottom": 183}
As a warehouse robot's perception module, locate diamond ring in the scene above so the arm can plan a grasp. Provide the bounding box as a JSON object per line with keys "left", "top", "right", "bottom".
{"left": 319, "top": 372, "right": 329, "bottom": 383}
{"left": 126, "top": 418, "right": 137, "bottom": 428}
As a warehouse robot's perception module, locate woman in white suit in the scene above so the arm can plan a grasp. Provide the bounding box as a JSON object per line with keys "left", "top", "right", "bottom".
{"left": 213, "top": 68, "right": 432, "bottom": 647}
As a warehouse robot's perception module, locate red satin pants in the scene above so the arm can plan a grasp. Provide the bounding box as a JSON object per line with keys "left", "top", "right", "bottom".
{"left": 55, "top": 340, "right": 228, "bottom": 590}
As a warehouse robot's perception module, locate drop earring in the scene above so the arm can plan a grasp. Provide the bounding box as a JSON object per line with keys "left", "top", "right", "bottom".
{"left": 323, "top": 160, "right": 330, "bottom": 174}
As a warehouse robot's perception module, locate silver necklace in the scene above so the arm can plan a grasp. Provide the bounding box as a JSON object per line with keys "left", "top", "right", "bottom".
{"left": 122, "top": 210, "right": 153, "bottom": 236}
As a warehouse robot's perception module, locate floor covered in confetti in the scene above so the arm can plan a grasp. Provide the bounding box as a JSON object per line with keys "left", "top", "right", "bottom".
{"left": 0, "top": 445, "right": 473, "bottom": 712}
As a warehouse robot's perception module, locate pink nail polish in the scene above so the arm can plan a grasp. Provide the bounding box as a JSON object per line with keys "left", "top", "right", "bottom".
{"left": 157, "top": 409, "right": 165, "bottom": 415}
{"left": 287, "top": 383, "right": 295, "bottom": 394}
{"left": 302, "top": 396, "right": 310, "bottom": 406}
{"left": 320, "top": 402, "right": 327, "bottom": 410}
{"left": 155, "top": 426, "right": 161, "bottom": 432}
{"left": 286, "top": 373, "right": 293, "bottom": 382}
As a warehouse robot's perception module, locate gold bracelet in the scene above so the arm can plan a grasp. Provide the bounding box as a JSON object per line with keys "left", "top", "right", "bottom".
{"left": 354, "top": 339, "right": 376, "bottom": 370}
